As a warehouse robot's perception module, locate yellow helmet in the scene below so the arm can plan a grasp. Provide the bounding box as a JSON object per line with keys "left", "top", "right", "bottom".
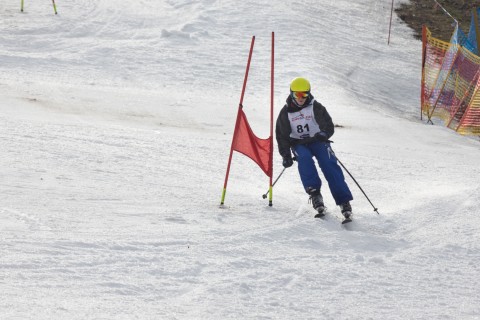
{"left": 290, "top": 77, "right": 311, "bottom": 92}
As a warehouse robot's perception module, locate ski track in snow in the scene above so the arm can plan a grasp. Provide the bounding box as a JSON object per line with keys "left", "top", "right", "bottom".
{"left": 1, "top": 0, "right": 480, "bottom": 319}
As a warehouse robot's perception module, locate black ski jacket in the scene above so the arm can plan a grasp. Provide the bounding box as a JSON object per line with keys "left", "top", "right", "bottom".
{"left": 275, "top": 95, "right": 334, "bottom": 158}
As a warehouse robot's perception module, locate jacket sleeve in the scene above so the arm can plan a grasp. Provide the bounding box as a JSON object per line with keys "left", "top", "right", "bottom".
{"left": 314, "top": 101, "right": 334, "bottom": 139}
{"left": 275, "top": 107, "right": 293, "bottom": 157}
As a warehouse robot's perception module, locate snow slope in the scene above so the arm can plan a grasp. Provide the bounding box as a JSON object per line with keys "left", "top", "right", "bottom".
{"left": 1, "top": 0, "right": 480, "bottom": 319}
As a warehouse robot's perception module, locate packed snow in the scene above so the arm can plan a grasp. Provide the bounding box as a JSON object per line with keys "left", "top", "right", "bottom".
{"left": 1, "top": 0, "right": 480, "bottom": 319}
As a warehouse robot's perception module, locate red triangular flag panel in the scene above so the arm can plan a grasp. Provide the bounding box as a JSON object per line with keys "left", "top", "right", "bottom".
{"left": 231, "top": 109, "right": 272, "bottom": 177}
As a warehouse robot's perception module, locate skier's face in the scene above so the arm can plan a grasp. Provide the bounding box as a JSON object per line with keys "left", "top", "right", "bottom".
{"left": 294, "top": 96, "right": 307, "bottom": 105}
{"left": 292, "top": 91, "right": 308, "bottom": 106}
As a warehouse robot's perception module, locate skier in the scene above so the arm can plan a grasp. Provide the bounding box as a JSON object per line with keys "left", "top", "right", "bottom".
{"left": 275, "top": 77, "right": 354, "bottom": 220}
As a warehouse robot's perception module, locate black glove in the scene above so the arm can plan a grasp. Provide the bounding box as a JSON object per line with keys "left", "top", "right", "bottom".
{"left": 314, "top": 131, "right": 329, "bottom": 142}
{"left": 282, "top": 155, "right": 293, "bottom": 168}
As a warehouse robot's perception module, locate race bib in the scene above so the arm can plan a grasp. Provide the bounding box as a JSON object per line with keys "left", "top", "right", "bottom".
{"left": 287, "top": 102, "right": 321, "bottom": 139}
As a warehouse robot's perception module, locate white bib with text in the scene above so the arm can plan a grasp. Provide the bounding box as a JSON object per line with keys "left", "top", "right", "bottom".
{"left": 287, "top": 102, "right": 321, "bottom": 139}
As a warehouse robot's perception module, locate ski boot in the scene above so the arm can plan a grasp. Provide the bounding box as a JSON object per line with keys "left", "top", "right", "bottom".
{"left": 308, "top": 188, "right": 325, "bottom": 218}
{"left": 340, "top": 202, "right": 352, "bottom": 224}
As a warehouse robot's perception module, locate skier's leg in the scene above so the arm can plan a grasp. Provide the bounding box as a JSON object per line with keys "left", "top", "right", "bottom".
{"left": 311, "top": 142, "right": 353, "bottom": 205}
{"left": 292, "top": 144, "right": 321, "bottom": 193}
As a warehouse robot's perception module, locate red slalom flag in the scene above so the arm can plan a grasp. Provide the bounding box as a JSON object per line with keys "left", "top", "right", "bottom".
{"left": 220, "top": 34, "right": 275, "bottom": 206}
{"left": 231, "top": 109, "right": 272, "bottom": 177}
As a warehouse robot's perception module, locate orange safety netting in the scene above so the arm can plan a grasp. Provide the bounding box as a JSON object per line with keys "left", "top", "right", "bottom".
{"left": 421, "top": 26, "right": 480, "bottom": 135}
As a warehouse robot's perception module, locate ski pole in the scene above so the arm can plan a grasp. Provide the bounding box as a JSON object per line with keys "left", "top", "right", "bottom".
{"left": 262, "top": 167, "right": 286, "bottom": 199}
{"left": 328, "top": 147, "right": 379, "bottom": 214}
{"left": 52, "top": 0, "right": 58, "bottom": 14}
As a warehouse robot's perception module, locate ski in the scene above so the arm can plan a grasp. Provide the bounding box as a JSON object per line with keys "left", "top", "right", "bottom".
{"left": 341, "top": 217, "right": 352, "bottom": 224}
{"left": 314, "top": 211, "right": 326, "bottom": 218}
{"left": 314, "top": 207, "right": 326, "bottom": 218}
{"left": 312, "top": 207, "right": 352, "bottom": 225}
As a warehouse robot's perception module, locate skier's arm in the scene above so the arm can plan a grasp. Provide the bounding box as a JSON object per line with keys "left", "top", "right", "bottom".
{"left": 314, "top": 101, "right": 334, "bottom": 139}
{"left": 275, "top": 108, "right": 292, "bottom": 158}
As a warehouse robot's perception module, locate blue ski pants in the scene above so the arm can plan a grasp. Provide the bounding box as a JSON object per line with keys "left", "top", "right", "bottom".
{"left": 292, "top": 141, "right": 353, "bottom": 205}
